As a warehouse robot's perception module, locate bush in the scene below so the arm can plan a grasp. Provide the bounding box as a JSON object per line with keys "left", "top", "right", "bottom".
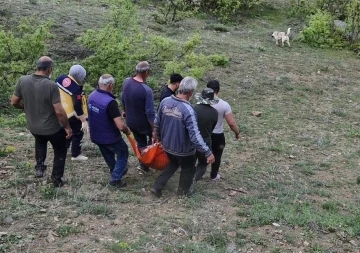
{"left": 78, "top": 0, "right": 221, "bottom": 90}
{"left": 288, "top": 0, "right": 317, "bottom": 19}
{"left": 208, "top": 54, "right": 229, "bottom": 66}
{"left": 185, "top": 0, "right": 263, "bottom": 22}
{"left": 152, "top": 0, "right": 196, "bottom": 24}
{"left": 0, "top": 18, "right": 52, "bottom": 108}
{"left": 300, "top": 10, "right": 345, "bottom": 48}
{"left": 316, "top": 0, "right": 350, "bottom": 20}
{"left": 345, "top": 0, "right": 360, "bottom": 44}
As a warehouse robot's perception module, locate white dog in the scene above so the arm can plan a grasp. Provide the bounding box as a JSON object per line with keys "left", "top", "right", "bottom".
{"left": 271, "top": 28, "right": 291, "bottom": 47}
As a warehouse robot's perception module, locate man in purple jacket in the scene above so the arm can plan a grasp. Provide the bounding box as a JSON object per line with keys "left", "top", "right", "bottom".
{"left": 151, "top": 77, "right": 215, "bottom": 197}
{"left": 121, "top": 61, "right": 155, "bottom": 173}
{"left": 88, "top": 74, "right": 131, "bottom": 188}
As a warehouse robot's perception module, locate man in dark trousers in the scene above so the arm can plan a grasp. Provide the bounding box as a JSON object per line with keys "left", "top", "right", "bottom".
{"left": 151, "top": 77, "right": 215, "bottom": 197}
{"left": 88, "top": 74, "right": 131, "bottom": 188}
{"left": 121, "top": 61, "right": 155, "bottom": 173}
{"left": 56, "top": 64, "right": 88, "bottom": 161}
{"left": 193, "top": 88, "right": 219, "bottom": 181}
{"left": 207, "top": 80, "right": 240, "bottom": 180}
{"left": 10, "top": 56, "right": 72, "bottom": 187}
{"left": 159, "top": 73, "right": 183, "bottom": 103}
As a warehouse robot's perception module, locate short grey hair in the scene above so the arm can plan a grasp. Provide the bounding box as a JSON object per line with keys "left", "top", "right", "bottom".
{"left": 98, "top": 74, "right": 115, "bottom": 86}
{"left": 177, "top": 76, "right": 198, "bottom": 95}
{"left": 135, "top": 61, "right": 150, "bottom": 73}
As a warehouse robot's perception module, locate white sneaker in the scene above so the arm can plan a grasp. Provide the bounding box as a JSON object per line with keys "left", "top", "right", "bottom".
{"left": 71, "top": 155, "right": 88, "bottom": 161}
{"left": 211, "top": 174, "right": 221, "bottom": 181}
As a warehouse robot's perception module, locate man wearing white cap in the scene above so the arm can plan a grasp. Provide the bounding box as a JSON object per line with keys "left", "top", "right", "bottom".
{"left": 56, "top": 64, "right": 89, "bottom": 161}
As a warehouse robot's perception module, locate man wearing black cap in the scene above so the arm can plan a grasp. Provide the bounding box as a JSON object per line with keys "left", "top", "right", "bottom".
{"left": 193, "top": 88, "right": 219, "bottom": 181}
{"left": 10, "top": 56, "right": 72, "bottom": 187}
{"left": 206, "top": 80, "right": 240, "bottom": 181}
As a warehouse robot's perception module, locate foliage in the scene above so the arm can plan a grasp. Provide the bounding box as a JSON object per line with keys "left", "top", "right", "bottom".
{"left": 316, "top": 0, "right": 350, "bottom": 20}
{"left": 0, "top": 145, "right": 16, "bottom": 157}
{"left": 345, "top": 0, "right": 360, "bottom": 44}
{"left": 78, "top": 0, "right": 222, "bottom": 90}
{"left": 299, "top": 10, "right": 345, "bottom": 48}
{"left": 152, "top": 0, "right": 196, "bottom": 24}
{"left": 288, "top": 0, "right": 317, "bottom": 19}
{"left": 0, "top": 18, "right": 52, "bottom": 108}
{"left": 185, "top": 0, "right": 263, "bottom": 22}
{"left": 208, "top": 54, "right": 229, "bottom": 66}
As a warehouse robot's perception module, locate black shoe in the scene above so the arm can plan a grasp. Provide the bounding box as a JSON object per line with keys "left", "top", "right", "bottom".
{"left": 150, "top": 187, "right": 162, "bottom": 198}
{"left": 53, "top": 179, "right": 65, "bottom": 188}
{"left": 109, "top": 180, "right": 127, "bottom": 188}
{"left": 122, "top": 167, "right": 128, "bottom": 176}
{"left": 35, "top": 169, "right": 45, "bottom": 178}
{"left": 137, "top": 165, "right": 150, "bottom": 174}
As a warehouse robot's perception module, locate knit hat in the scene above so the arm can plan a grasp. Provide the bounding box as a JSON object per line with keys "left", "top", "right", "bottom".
{"left": 69, "top": 65, "right": 86, "bottom": 84}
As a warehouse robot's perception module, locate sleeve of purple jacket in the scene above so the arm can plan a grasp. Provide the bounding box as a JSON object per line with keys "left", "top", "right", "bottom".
{"left": 144, "top": 86, "right": 156, "bottom": 123}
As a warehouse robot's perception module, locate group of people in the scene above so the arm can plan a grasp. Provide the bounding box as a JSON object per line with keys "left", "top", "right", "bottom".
{"left": 10, "top": 56, "right": 240, "bottom": 197}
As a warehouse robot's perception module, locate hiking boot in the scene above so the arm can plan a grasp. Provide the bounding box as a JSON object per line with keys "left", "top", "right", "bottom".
{"left": 137, "top": 164, "right": 149, "bottom": 174}
{"left": 122, "top": 167, "right": 129, "bottom": 176}
{"left": 35, "top": 169, "right": 45, "bottom": 178}
{"left": 150, "top": 187, "right": 162, "bottom": 198}
{"left": 71, "top": 155, "right": 88, "bottom": 161}
{"left": 35, "top": 165, "right": 47, "bottom": 178}
{"left": 109, "top": 180, "right": 127, "bottom": 188}
{"left": 53, "top": 178, "right": 65, "bottom": 188}
{"left": 211, "top": 174, "right": 221, "bottom": 181}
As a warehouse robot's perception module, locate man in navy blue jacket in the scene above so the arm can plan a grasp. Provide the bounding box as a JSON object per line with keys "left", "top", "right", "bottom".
{"left": 151, "top": 77, "right": 215, "bottom": 197}
{"left": 121, "top": 61, "right": 155, "bottom": 173}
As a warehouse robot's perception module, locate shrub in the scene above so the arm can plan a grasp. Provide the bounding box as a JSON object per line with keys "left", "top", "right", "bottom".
{"left": 185, "top": 0, "right": 263, "bottom": 22}
{"left": 345, "top": 0, "right": 360, "bottom": 44}
{"left": 288, "top": 0, "right": 317, "bottom": 19}
{"left": 152, "top": 0, "right": 196, "bottom": 24}
{"left": 78, "top": 0, "right": 220, "bottom": 90}
{"left": 0, "top": 18, "right": 52, "bottom": 108}
{"left": 316, "top": 0, "right": 350, "bottom": 20}
{"left": 208, "top": 54, "right": 229, "bottom": 66}
{"left": 300, "top": 10, "right": 345, "bottom": 48}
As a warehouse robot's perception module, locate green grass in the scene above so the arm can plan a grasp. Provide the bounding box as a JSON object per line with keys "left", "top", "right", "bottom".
{"left": 56, "top": 225, "right": 81, "bottom": 237}
{"left": 1, "top": 0, "right": 360, "bottom": 252}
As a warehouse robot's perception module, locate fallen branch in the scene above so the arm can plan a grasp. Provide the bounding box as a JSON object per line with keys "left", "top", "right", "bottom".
{"left": 225, "top": 187, "right": 248, "bottom": 194}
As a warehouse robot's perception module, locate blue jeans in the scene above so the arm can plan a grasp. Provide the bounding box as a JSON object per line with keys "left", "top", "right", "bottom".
{"left": 97, "top": 138, "right": 129, "bottom": 182}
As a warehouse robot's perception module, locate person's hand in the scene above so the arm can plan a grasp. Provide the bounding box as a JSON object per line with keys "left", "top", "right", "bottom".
{"left": 78, "top": 114, "right": 87, "bottom": 123}
{"left": 235, "top": 133, "right": 240, "bottom": 140}
{"left": 152, "top": 131, "right": 158, "bottom": 144}
{"left": 122, "top": 127, "right": 131, "bottom": 136}
{"left": 206, "top": 154, "right": 215, "bottom": 164}
{"left": 81, "top": 121, "right": 89, "bottom": 133}
{"left": 65, "top": 127, "right": 72, "bottom": 140}
{"left": 126, "top": 127, "right": 131, "bottom": 136}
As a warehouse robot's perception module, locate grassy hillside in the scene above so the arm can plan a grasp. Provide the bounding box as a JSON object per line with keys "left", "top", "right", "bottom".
{"left": 1, "top": 0, "right": 360, "bottom": 252}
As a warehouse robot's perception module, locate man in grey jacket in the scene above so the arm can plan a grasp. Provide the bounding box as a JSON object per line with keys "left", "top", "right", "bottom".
{"left": 151, "top": 77, "right": 215, "bottom": 197}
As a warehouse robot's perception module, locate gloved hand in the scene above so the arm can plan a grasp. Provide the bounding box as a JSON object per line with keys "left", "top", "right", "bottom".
{"left": 81, "top": 121, "right": 89, "bottom": 133}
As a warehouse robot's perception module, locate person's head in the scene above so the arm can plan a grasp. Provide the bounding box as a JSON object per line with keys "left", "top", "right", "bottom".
{"left": 36, "top": 56, "right": 53, "bottom": 78}
{"left": 135, "top": 61, "right": 150, "bottom": 80}
{"left": 169, "top": 73, "right": 183, "bottom": 89}
{"left": 98, "top": 74, "right": 115, "bottom": 93}
{"left": 177, "top": 76, "right": 198, "bottom": 100}
{"left": 69, "top": 64, "right": 86, "bottom": 85}
{"left": 195, "top": 87, "right": 218, "bottom": 105}
{"left": 206, "top": 80, "right": 220, "bottom": 95}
